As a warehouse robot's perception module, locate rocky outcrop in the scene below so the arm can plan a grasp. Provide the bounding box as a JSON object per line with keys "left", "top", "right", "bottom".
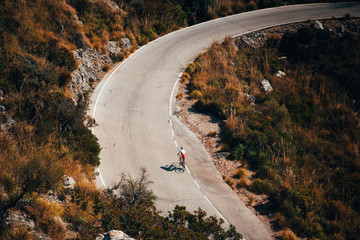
{"left": 71, "top": 37, "right": 132, "bottom": 103}
{"left": 235, "top": 19, "right": 360, "bottom": 49}
{"left": 313, "top": 20, "right": 324, "bottom": 30}
{"left": 0, "top": 118, "right": 15, "bottom": 131}
{"left": 276, "top": 70, "right": 286, "bottom": 78}
{"left": 0, "top": 89, "right": 15, "bottom": 131}
{"left": 4, "top": 210, "right": 36, "bottom": 231}
{"left": 106, "top": 41, "right": 121, "bottom": 55}
{"left": 104, "top": 0, "right": 120, "bottom": 10}
{"left": 96, "top": 230, "right": 135, "bottom": 240}
{"left": 71, "top": 48, "right": 112, "bottom": 103}
{"left": 261, "top": 79, "right": 273, "bottom": 93}
{"left": 120, "top": 38, "right": 131, "bottom": 50}
{"left": 64, "top": 175, "right": 76, "bottom": 189}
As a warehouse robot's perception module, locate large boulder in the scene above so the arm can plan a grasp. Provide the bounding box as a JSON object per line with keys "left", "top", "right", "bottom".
{"left": 96, "top": 230, "right": 134, "bottom": 240}
{"left": 64, "top": 175, "right": 76, "bottom": 188}
{"left": 261, "top": 79, "right": 273, "bottom": 93}
{"left": 276, "top": 70, "right": 286, "bottom": 78}
{"left": 313, "top": 20, "right": 324, "bottom": 30}
{"left": 106, "top": 41, "right": 121, "bottom": 55}
{"left": 0, "top": 117, "right": 15, "bottom": 131}
{"left": 120, "top": 38, "right": 131, "bottom": 50}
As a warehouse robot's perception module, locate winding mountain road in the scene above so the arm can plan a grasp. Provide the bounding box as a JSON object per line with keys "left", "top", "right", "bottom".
{"left": 89, "top": 3, "right": 360, "bottom": 239}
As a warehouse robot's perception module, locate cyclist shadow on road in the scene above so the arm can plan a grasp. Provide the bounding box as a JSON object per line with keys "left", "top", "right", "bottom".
{"left": 160, "top": 162, "right": 185, "bottom": 174}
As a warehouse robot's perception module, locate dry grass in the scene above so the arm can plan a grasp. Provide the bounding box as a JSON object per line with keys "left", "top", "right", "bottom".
{"left": 281, "top": 228, "right": 297, "bottom": 240}
{"left": 185, "top": 33, "right": 360, "bottom": 239}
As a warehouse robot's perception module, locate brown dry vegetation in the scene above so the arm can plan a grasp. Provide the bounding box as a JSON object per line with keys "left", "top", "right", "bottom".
{"left": 186, "top": 23, "right": 360, "bottom": 239}
{"left": 0, "top": 0, "right": 352, "bottom": 238}
{"left": 0, "top": 0, "right": 257, "bottom": 238}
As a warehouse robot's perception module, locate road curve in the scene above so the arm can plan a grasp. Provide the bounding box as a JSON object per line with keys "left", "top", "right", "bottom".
{"left": 89, "top": 3, "right": 360, "bottom": 240}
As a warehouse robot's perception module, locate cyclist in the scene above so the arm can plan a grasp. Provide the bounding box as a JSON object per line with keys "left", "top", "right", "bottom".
{"left": 178, "top": 146, "right": 186, "bottom": 166}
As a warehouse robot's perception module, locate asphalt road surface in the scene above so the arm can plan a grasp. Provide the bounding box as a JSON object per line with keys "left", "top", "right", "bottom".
{"left": 89, "top": 3, "right": 360, "bottom": 240}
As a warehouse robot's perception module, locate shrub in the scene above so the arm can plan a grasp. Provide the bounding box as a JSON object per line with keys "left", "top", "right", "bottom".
{"left": 250, "top": 179, "right": 274, "bottom": 194}
{"left": 281, "top": 228, "right": 297, "bottom": 240}
{"left": 181, "top": 72, "right": 191, "bottom": 83}
{"left": 219, "top": 143, "right": 231, "bottom": 152}
{"left": 185, "top": 62, "right": 197, "bottom": 74}
{"left": 190, "top": 90, "right": 203, "bottom": 99}
{"left": 225, "top": 178, "right": 234, "bottom": 187}
{"left": 231, "top": 144, "right": 247, "bottom": 160}
{"left": 233, "top": 168, "right": 246, "bottom": 179}
{"left": 236, "top": 179, "right": 247, "bottom": 188}
{"left": 176, "top": 92, "right": 183, "bottom": 100}
{"left": 207, "top": 131, "right": 217, "bottom": 137}
{"left": 102, "top": 63, "right": 111, "bottom": 72}
{"left": 110, "top": 53, "right": 124, "bottom": 62}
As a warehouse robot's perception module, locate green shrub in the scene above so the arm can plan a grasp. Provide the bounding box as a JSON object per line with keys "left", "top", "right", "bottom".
{"left": 225, "top": 178, "right": 234, "bottom": 187}
{"left": 281, "top": 228, "right": 297, "bottom": 240}
{"left": 250, "top": 178, "right": 274, "bottom": 194}
{"left": 185, "top": 62, "right": 197, "bottom": 74}
{"left": 207, "top": 131, "right": 217, "bottom": 137}
{"left": 233, "top": 168, "right": 246, "bottom": 179}
{"left": 236, "top": 179, "right": 247, "bottom": 188}
{"left": 231, "top": 144, "right": 247, "bottom": 160}
{"left": 190, "top": 90, "right": 203, "bottom": 99}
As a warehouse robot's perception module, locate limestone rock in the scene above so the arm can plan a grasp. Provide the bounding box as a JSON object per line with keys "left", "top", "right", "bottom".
{"left": 261, "top": 79, "right": 273, "bottom": 93}
{"left": 120, "top": 38, "right": 131, "bottom": 49}
{"left": 0, "top": 117, "right": 15, "bottom": 131}
{"left": 96, "top": 230, "right": 135, "bottom": 240}
{"left": 74, "top": 32, "right": 88, "bottom": 49}
{"left": 71, "top": 48, "right": 112, "bottom": 103}
{"left": 276, "top": 70, "right": 286, "bottom": 77}
{"left": 5, "top": 210, "right": 35, "bottom": 230}
{"left": 244, "top": 93, "right": 255, "bottom": 104}
{"left": 313, "top": 20, "right": 324, "bottom": 30}
{"left": 217, "top": 152, "right": 230, "bottom": 159}
{"left": 174, "top": 106, "right": 181, "bottom": 113}
{"left": 64, "top": 175, "right": 76, "bottom": 188}
{"left": 106, "top": 41, "right": 121, "bottom": 55}
{"left": 104, "top": 0, "right": 120, "bottom": 9}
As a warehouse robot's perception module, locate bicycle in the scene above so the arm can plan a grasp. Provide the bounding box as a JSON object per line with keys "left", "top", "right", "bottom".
{"left": 179, "top": 157, "right": 185, "bottom": 169}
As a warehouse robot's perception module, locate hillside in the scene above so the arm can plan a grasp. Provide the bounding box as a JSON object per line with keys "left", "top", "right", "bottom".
{"left": 180, "top": 18, "right": 360, "bottom": 239}
{"left": 0, "top": 0, "right": 356, "bottom": 239}
{"left": 0, "top": 0, "right": 257, "bottom": 238}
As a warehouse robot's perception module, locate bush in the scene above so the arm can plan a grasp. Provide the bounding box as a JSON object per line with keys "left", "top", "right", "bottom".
{"left": 207, "top": 131, "right": 217, "bottom": 137}
{"left": 236, "top": 179, "right": 247, "bottom": 188}
{"left": 190, "top": 90, "right": 202, "bottom": 99}
{"left": 185, "top": 62, "right": 197, "bottom": 74}
{"left": 233, "top": 168, "right": 246, "bottom": 179}
{"left": 231, "top": 144, "right": 247, "bottom": 160}
{"left": 181, "top": 72, "right": 191, "bottom": 83}
{"left": 250, "top": 179, "right": 274, "bottom": 194}
{"left": 281, "top": 228, "right": 297, "bottom": 240}
{"left": 225, "top": 178, "right": 234, "bottom": 187}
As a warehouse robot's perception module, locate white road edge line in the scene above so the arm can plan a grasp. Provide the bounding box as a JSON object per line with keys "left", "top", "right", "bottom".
{"left": 169, "top": 67, "right": 230, "bottom": 224}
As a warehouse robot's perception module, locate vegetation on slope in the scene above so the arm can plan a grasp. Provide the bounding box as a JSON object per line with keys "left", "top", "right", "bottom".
{"left": 185, "top": 21, "right": 360, "bottom": 239}
{"left": 0, "top": 0, "right": 245, "bottom": 238}
{"left": 0, "top": 0, "right": 355, "bottom": 238}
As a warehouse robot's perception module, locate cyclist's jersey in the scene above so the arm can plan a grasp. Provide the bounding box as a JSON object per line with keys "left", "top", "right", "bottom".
{"left": 179, "top": 149, "right": 186, "bottom": 159}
